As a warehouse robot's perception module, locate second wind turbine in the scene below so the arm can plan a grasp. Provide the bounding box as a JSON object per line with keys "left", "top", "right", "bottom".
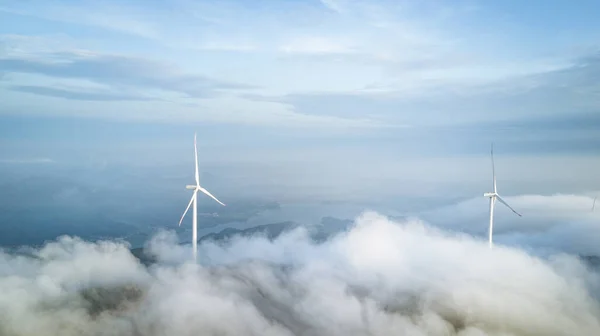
{"left": 483, "top": 144, "right": 521, "bottom": 249}
{"left": 179, "top": 133, "right": 226, "bottom": 262}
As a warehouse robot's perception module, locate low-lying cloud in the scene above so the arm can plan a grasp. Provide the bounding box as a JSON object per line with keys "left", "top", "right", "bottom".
{"left": 419, "top": 193, "right": 600, "bottom": 256}
{"left": 2, "top": 212, "right": 600, "bottom": 335}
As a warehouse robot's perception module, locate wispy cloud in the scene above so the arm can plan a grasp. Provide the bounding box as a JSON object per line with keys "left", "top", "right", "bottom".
{"left": 0, "top": 2, "right": 159, "bottom": 39}
{"left": 248, "top": 50, "right": 599, "bottom": 128}
{"left": 279, "top": 36, "right": 357, "bottom": 55}
{"left": 198, "top": 40, "right": 257, "bottom": 52}
{"left": 319, "top": 0, "right": 344, "bottom": 13}
{"left": 0, "top": 158, "right": 54, "bottom": 164}
{"left": 7, "top": 85, "right": 155, "bottom": 102}
{"left": 0, "top": 86, "right": 390, "bottom": 129}
{"left": 0, "top": 51, "right": 256, "bottom": 99}
{"left": 0, "top": 0, "right": 599, "bottom": 131}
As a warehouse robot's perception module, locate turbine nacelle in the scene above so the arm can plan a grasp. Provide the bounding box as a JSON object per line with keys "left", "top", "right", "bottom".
{"left": 483, "top": 192, "right": 496, "bottom": 198}
{"left": 186, "top": 185, "right": 198, "bottom": 190}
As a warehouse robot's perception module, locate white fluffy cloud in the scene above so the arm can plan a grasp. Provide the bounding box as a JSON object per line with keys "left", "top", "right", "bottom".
{"left": 2, "top": 212, "right": 600, "bottom": 335}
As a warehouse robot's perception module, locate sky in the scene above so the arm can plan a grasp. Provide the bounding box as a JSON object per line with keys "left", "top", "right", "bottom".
{"left": 1, "top": 0, "right": 600, "bottom": 201}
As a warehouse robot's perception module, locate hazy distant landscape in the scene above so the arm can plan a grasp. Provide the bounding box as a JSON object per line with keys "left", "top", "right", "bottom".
{"left": 0, "top": 164, "right": 282, "bottom": 247}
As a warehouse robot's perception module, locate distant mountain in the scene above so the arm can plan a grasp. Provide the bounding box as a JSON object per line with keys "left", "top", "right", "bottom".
{"left": 130, "top": 221, "right": 301, "bottom": 265}
{"left": 312, "top": 216, "right": 354, "bottom": 242}
{"left": 130, "top": 217, "right": 355, "bottom": 265}
{"left": 130, "top": 247, "right": 157, "bottom": 267}
{"left": 581, "top": 255, "right": 600, "bottom": 270}
{"left": 192, "top": 216, "right": 354, "bottom": 245}
{"left": 199, "top": 221, "right": 300, "bottom": 242}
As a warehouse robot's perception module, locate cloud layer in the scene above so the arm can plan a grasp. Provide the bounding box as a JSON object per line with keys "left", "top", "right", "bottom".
{"left": 2, "top": 212, "right": 600, "bottom": 335}
{"left": 2, "top": 0, "right": 600, "bottom": 129}
{"left": 0, "top": 52, "right": 255, "bottom": 99}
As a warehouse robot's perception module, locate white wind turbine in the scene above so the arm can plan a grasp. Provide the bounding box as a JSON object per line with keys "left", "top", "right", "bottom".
{"left": 178, "top": 133, "right": 226, "bottom": 262}
{"left": 483, "top": 143, "right": 522, "bottom": 249}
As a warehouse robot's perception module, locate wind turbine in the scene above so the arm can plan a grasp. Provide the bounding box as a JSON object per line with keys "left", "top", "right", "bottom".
{"left": 483, "top": 143, "right": 521, "bottom": 249}
{"left": 179, "top": 133, "right": 226, "bottom": 262}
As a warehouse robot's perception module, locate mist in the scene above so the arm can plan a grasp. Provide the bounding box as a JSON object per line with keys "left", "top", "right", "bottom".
{"left": 2, "top": 212, "right": 600, "bottom": 336}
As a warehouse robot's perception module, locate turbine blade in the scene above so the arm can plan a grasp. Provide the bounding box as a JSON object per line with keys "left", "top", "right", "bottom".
{"left": 199, "top": 187, "right": 226, "bottom": 206}
{"left": 593, "top": 196, "right": 597, "bottom": 211}
{"left": 194, "top": 133, "right": 200, "bottom": 187}
{"left": 491, "top": 143, "right": 497, "bottom": 193}
{"left": 178, "top": 192, "right": 197, "bottom": 226}
{"left": 496, "top": 195, "right": 522, "bottom": 217}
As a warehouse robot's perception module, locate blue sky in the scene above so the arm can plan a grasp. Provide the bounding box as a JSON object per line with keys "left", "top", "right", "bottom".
{"left": 1, "top": 0, "right": 599, "bottom": 201}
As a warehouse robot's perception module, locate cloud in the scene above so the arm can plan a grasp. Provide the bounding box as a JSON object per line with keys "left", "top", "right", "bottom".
{"left": 0, "top": 91, "right": 390, "bottom": 129}
{"left": 2, "top": 0, "right": 465, "bottom": 67}
{"left": 2, "top": 212, "right": 600, "bottom": 335}
{"left": 0, "top": 158, "right": 54, "bottom": 164}
{"left": 0, "top": 52, "right": 256, "bottom": 99}
{"left": 318, "top": 0, "right": 344, "bottom": 14}
{"left": 198, "top": 40, "right": 257, "bottom": 52}
{"left": 0, "top": 37, "right": 391, "bottom": 127}
{"left": 477, "top": 112, "right": 600, "bottom": 133}
{"left": 248, "top": 51, "right": 600, "bottom": 129}
{"left": 279, "top": 36, "right": 358, "bottom": 55}
{"left": 1, "top": 2, "right": 599, "bottom": 130}
{"left": 7, "top": 85, "right": 155, "bottom": 102}
{"left": 274, "top": 0, "right": 472, "bottom": 66}
{"left": 419, "top": 193, "right": 600, "bottom": 256}
{"left": 0, "top": 34, "right": 80, "bottom": 58}
{"left": 0, "top": 2, "right": 160, "bottom": 39}
{"left": 1, "top": 2, "right": 586, "bottom": 99}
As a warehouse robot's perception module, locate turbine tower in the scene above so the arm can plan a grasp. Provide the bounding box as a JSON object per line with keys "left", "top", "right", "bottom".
{"left": 179, "top": 133, "right": 226, "bottom": 262}
{"left": 483, "top": 143, "right": 521, "bottom": 249}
